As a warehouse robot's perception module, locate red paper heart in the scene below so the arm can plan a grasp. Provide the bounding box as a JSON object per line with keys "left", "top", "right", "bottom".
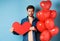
{"left": 12, "top": 22, "right": 31, "bottom": 35}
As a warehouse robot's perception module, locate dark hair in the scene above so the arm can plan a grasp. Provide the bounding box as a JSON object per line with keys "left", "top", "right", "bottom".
{"left": 26, "top": 5, "right": 35, "bottom": 11}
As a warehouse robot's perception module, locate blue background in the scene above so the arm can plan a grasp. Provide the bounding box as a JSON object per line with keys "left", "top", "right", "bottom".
{"left": 0, "top": 0, "right": 60, "bottom": 41}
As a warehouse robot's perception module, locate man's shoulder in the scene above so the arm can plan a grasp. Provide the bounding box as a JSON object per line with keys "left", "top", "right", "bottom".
{"left": 21, "top": 17, "right": 28, "bottom": 22}
{"left": 21, "top": 17, "right": 27, "bottom": 21}
{"left": 21, "top": 17, "right": 28, "bottom": 24}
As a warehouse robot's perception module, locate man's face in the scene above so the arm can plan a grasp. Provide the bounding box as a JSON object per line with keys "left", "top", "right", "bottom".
{"left": 27, "top": 9, "right": 34, "bottom": 17}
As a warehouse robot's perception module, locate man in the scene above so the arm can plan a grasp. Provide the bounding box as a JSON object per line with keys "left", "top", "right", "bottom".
{"left": 10, "top": 5, "right": 40, "bottom": 41}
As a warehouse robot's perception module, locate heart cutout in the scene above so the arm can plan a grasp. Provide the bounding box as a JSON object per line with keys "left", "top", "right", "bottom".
{"left": 12, "top": 22, "right": 31, "bottom": 35}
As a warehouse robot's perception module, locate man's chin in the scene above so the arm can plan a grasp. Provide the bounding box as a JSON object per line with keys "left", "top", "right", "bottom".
{"left": 29, "top": 15, "right": 33, "bottom": 17}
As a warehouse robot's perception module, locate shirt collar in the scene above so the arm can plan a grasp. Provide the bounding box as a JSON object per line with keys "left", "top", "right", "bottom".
{"left": 26, "top": 16, "right": 36, "bottom": 22}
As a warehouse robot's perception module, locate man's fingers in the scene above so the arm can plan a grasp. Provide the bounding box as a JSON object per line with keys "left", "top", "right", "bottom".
{"left": 10, "top": 27, "right": 14, "bottom": 32}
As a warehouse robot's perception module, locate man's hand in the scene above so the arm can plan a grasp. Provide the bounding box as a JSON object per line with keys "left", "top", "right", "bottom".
{"left": 10, "top": 27, "right": 14, "bottom": 32}
{"left": 30, "top": 26, "right": 36, "bottom": 31}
